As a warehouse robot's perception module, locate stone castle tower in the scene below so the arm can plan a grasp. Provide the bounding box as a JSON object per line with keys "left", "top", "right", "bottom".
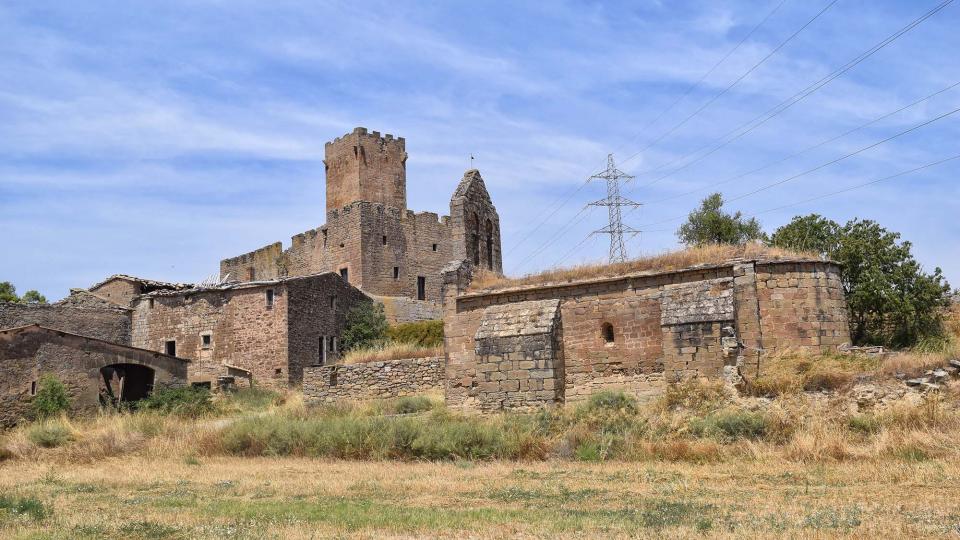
{"left": 220, "top": 127, "right": 502, "bottom": 311}
{"left": 325, "top": 127, "right": 408, "bottom": 213}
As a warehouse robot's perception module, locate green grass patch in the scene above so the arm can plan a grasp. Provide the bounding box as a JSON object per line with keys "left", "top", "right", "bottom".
{"left": 0, "top": 495, "right": 50, "bottom": 520}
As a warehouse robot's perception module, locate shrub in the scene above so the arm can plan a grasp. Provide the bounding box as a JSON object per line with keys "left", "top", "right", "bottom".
{"left": 225, "top": 387, "right": 281, "bottom": 411}
{"left": 387, "top": 320, "right": 444, "bottom": 347}
{"left": 0, "top": 495, "right": 49, "bottom": 520}
{"left": 390, "top": 395, "right": 433, "bottom": 415}
{"left": 689, "top": 411, "right": 768, "bottom": 441}
{"left": 138, "top": 386, "right": 217, "bottom": 418}
{"left": 661, "top": 378, "right": 729, "bottom": 411}
{"left": 341, "top": 301, "right": 389, "bottom": 352}
{"left": 847, "top": 414, "right": 881, "bottom": 435}
{"left": 28, "top": 420, "right": 74, "bottom": 448}
{"left": 31, "top": 375, "right": 70, "bottom": 419}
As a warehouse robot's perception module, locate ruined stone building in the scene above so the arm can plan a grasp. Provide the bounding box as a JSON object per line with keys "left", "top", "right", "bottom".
{"left": 130, "top": 272, "right": 368, "bottom": 387}
{"left": 0, "top": 324, "right": 188, "bottom": 428}
{"left": 438, "top": 257, "right": 850, "bottom": 411}
{"left": 220, "top": 127, "right": 503, "bottom": 320}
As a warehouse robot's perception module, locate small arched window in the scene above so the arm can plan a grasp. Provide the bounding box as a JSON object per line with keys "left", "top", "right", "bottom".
{"left": 601, "top": 323, "right": 615, "bottom": 344}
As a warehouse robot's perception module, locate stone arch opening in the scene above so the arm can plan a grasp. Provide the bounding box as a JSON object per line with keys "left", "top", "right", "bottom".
{"left": 601, "top": 322, "right": 615, "bottom": 344}
{"left": 99, "top": 363, "right": 156, "bottom": 405}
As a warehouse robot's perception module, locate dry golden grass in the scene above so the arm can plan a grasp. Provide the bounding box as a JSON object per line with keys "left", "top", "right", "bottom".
{"left": 469, "top": 243, "right": 818, "bottom": 292}
{"left": 340, "top": 342, "right": 443, "bottom": 364}
{"left": 2, "top": 455, "right": 960, "bottom": 538}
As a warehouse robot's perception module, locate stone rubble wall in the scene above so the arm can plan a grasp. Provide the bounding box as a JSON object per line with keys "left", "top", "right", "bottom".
{"left": 303, "top": 356, "right": 444, "bottom": 402}
{"left": 373, "top": 295, "right": 443, "bottom": 324}
{"left": 0, "top": 301, "right": 131, "bottom": 345}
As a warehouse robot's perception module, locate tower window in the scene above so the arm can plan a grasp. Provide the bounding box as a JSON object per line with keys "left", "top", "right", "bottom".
{"left": 265, "top": 289, "right": 275, "bottom": 308}
{"left": 165, "top": 340, "right": 177, "bottom": 356}
{"left": 393, "top": 267, "right": 399, "bottom": 279}
{"left": 30, "top": 381, "right": 37, "bottom": 396}
{"left": 322, "top": 229, "right": 328, "bottom": 247}
{"left": 432, "top": 243, "right": 438, "bottom": 252}
{"left": 601, "top": 323, "right": 615, "bottom": 344}
{"left": 339, "top": 268, "right": 348, "bottom": 281}
{"left": 201, "top": 333, "right": 212, "bottom": 349}
{"left": 417, "top": 276, "right": 426, "bottom": 301}
{"left": 382, "top": 235, "right": 387, "bottom": 245}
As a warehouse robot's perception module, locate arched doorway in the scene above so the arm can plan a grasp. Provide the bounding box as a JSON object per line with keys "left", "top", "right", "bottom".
{"left": 99, "top": 363, "right": 156, "bottom": 405}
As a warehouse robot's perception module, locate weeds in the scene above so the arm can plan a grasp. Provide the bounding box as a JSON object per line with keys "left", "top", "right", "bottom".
{"left": 28, "top": 419, "right": 74, "bottom": 448}
{"left": 0, "top": 495, "right": 50, "bottom": 520}
{"left": 138, "top": 386, "right": 217, "bottom": 418}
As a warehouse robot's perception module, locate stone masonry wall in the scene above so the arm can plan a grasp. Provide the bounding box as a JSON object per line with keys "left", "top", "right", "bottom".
{"left": 89, "top": 278, "right": 142, "bottom": 306}
{"left": 303, "top": 356, "right": 443, "bottom": 402}
{"left": 443, "top": 259, "right": 850, "bottom": 411}
{"left": 0, "top": 302, "right": 131, "bottom": 344}
{"left": 325, "top": 127, "right": 407, "bottom": 213}
{"left": 372, "top": 295, "right": 442, "bottom": 324}
{"left": 0, "top": 327, "right": 187, "bottom": 428}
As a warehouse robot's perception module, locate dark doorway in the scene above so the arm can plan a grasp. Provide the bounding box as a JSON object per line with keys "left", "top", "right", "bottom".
{"left": 165, "top": 340, "right": 176, "bottom": 356}
{"left": 99, "top": 363, "right": 156, "bottom": 405}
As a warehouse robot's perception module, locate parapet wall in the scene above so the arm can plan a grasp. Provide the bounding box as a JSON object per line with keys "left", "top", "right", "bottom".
{"left": 443, "top": 258, "right": 849, "bottom": 411}
{"left": 303, "top": 356, "right": 444, "bottom": 402}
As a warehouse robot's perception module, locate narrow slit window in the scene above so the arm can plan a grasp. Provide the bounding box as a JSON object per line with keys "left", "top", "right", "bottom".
{"left": 165, "top": 340, "right": 177, "bottom": 356}
{"left": 432, "top": 243, "right": 438, "bottom": 252}
{"left": 417, "top": 276, "right": 426, "bottom": 301}
{"left": 382, "top": 235, "right": 387, "bottom": 245}
{"left": 339, "top": 268, "right": 348, "bottom": 281}
{"left": 30, "top": 381, "right": 37, "bottom": 396}
{"left": 393, "top": 267, "right": 399, "bottom": 279}
{"left": 601, "top": 323, "right": 615, "bottom": 344}
{"left": 265, "top": 289, "right": 275, "bottom": 308}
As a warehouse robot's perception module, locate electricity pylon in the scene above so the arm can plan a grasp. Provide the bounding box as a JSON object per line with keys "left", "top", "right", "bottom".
{"left": 588, "top": 154, "right": 641, "bottom": 263}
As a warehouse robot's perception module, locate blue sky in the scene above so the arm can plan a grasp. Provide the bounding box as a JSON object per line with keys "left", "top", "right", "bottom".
{"left": 1, "top": 0, "right": 958, "bottom": 300}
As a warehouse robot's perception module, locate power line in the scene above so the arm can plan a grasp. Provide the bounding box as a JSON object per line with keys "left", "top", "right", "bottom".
{"left": 623, "top": 0, "right": 955, "bottom": 192}
{"left": 616, "top": 0, "right": 839, "bottom": 168}
{"left": 502, "top": 0, "right": 793, "bottom": 259}
{"left": 645, "top": 79, "right": 960, "bottom": 206}
{"left": 633, "top": 105, "right": 960, "bottom": 229}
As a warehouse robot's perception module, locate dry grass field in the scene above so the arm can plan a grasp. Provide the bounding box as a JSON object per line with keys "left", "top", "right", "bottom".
{"left": 1, "top": 456, "right": 959, "bottom": 538}
{"left": 3, "top": 343, "right": 960, "bottom": 538}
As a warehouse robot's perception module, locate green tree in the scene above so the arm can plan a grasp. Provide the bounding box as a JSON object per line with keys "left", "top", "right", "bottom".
{"left": 772, "top": 216, "right": 951, "bottom": 347}
{"left": 677, "top": 193, "right": 766, "bottom": 246}
{"left": 341, "top": 301, "right": 388, "bottom": 352}
{"left": 769, "top": 214, "right": 841, "bottom": 257}
{"left": 20, "top": 290, "right": 47, "bottom": 304}
{"left": 0, "top": 282, "right": 17, "bottom": 303}
{"left": 32, "top": 375, "right": 71, "bottom": 419}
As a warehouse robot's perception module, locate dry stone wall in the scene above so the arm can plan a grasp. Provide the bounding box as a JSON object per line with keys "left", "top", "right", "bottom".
{"left": 303, "top": 356, "right": 443, "bottom": 402}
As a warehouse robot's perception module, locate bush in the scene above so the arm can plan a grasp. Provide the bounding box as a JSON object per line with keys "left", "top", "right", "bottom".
{"left": 28, "top": 420, "right": 74, "bottom": 448}
{"left": 341, "top": 301, "right": 389, "bottom": 352}
{"left": 31, "top": 375, "right": 70, "bottom": 419}
{"left": 138, "top": 386, "right": 217, "bottom": 418}
{"left": 847, "top": 415, "right": 881, "bottom": 435}
{"left": 0, "top": 495, "right": 49, "bottom": 520}
{"left": 689, "top": 411, "right": 768, "bottom": 441}
{"left": 387, "top": 320, "right": 444, "bottom": 347}
{"left": 224, "top": 387, "right": 281, "bottom": 411}
{"left": 390, "top": 396, "right": 433, "bottom": 415}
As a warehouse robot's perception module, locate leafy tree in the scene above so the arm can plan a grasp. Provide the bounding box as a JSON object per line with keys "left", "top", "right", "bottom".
{"left": 769, "top": 214, "right": 841, "bottom": 257}
{"left": 772, "top": 216, "right": 951, "bottom": 347}
{"left": 0, "top": 282, "right": 17, "bottom": 303}
{"left": 677, "top": 193, "right": 766, "bottom": 246}
{"left": 20, "top": 290, "right": 47, "bottom": 304}
{"left": 32, "top": 375, "right": 71, "bottom": 419}
{"left": 341, "top": 301, "right": 388, "bottom": 352}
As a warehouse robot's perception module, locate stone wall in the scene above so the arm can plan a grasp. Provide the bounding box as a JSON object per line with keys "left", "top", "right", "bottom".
{"left": 0, "top": 326, "right": 187, "bottom": 428}
{"left": 443, "top": 258, "right": 851, "bottom": 411}
{"left": 89, "top": 278, "right": 142, "bottom": 306}
{"left": 0, "top": 302, "right": 131, "bottom": 344}
{"left": 372, "top": 295, "right": 443, "bottom": 324}
{"left": 303, "top": 356, "right": 444, "bottom": 402}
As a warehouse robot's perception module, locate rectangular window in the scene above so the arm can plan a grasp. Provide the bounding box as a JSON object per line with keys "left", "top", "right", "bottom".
{"left": 30, "top": 381, "right": 37, "bottom": 396}
{"left": 339, "top": 268, "right": 348, "bottom": 281}
{"left": 417, "top": 276, "right": 426, "bottom": 301}
{"left": 382, "top": 235, "right": 387, "bottom": 245}
{"left": 393, "top": 267, "right": 399, "bottom": 279}
{"left": 275, "top": 368, "right": 282, "bottom": 376}
{"left": 328, "top": 336, "right": 335, "bottom": 352}
{"left": 165, "top": 340, "right": 176, "bottom": 356}
{"left": 201, "top": 333, "right": 212, "bottom": 349}
{"left": 432, "top": 243, "right": 438, "bottom": 252}
{"left": 265, "top": 289, "right": 275, "bottom": 308}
